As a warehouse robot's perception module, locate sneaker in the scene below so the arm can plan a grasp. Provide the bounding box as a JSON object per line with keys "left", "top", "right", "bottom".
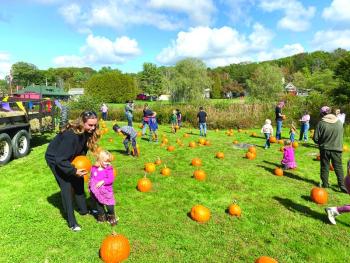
{"left": 97, "top": 214, "right": 106, "bottom": 223}
{"left": 107, "top": 214, "right": 119, "bottom": 226}
{"left": 325, "top": 207, "right": 339, "bottom": 225}
{"left": 70, "top": 224, "right": 82, "bottom": 231}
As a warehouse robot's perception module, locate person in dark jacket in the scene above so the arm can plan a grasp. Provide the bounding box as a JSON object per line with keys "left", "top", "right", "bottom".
{"left": 313, "top": 106, "right": 348, "bottom": 193}
{"left": 45, "top": 110, "right": 100, "bottom": 231}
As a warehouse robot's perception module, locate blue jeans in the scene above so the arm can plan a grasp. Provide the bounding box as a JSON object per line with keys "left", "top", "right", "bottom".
{"left": 299, "top": 123, "right": 309, "bottom": 141}
{"left": 276, "top": 120, "right": 282, "bottom": 140}
{"left": 199, "top": 123, "right": 207, "bottom": 136}
{"left": 102, "top": 112, "right": 107, "bottom": 120}
{"left": 290, "top": 133, "right": 295, "bottom": 142}
{"left": 264, "top": 133, "right": 270, "bottom": 148}
{"left": 142, "top": 120, "right": 148, "bottom": 135}
{"left": 126, "top": 114, "right": 133, "bottom": 127}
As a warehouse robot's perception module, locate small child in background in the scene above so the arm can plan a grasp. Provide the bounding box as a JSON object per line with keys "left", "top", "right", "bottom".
{"left": 89, "top": 150, "right": 118, "bottom": 226}
{"left": 261, "top": 119, "right": 273, "bottom": 149}
{"left": 176, "top": 109, "right": 182, "bottom": 129}
{"left": 148, "top": 115, "right": 158, "bottom": 143}
{"left": 170, "top": 110, "right": 178, "bottom": 133}
{"left": 112, "top": 124, "right": 138, "bottom": 157}
{"left": 325, "top": 160, "right": 350, "bottom": 225}
{"left": 289, "top": 122, "right": 297, "bottom": 142}
{"left": 281, "top": 140, "right": 297, "bottom": 170}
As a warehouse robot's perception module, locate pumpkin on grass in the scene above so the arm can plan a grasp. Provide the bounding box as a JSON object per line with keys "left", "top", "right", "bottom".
{"left": 198, "top": 138, "right": 206, "bottom": 145}
{"left": 100, "top": 232, "right": 130, "bottom": 263}
{"left": 255, "top": 256, "right": 278, "bottom": 263}
{"left": 310, "top": 187, "right": 328, "bottom": 204}
{"left": 167, "top": 145, "right": 175, "bottom": 152}
{"left": 269, "top": 136, "right": 277, "bottom": 143}
{"left": 292, "top": 141, "right": 299, "bottom": 149}
{"left": 245, "top": 152, "right": 256, "bottom": 160}
{"left": 228, "top": 200, "right": 241, "bottom": 217}
{"left": 162, "top": 138, "right": 169, "bottom": 144}
{"left": 193, "top": 170, "right": 206, "bottom": 181}
{"left": 144, "top": 162, "right": 156, "bottom": 173}
{"left": 190, "top": 205, "right": 210, "bottom": 223}
{"left": 216, "top": 152, "right": 225, "bottom": 159}
{"left": 274, "top": 167, "right": 283, "bottom": 176}
{"left": 204, "top": 140, "right": 211, "bottom": 146}
{"left": 189, "top": 141, "right": 196, "bottom": 148}
{"left": 137, "top": 175, "right": 152, "bottom": 192}
{"left": 248, "top": 146, "right": 256, "bottom": 154}
{"left": 154, "top": 157, "right": 162, "bottom": 166}
{"left": 191, "top": 158, "right": 202, "bottom": 166}
{"left": 161, "top": 165, "right": 171, "bottom": 176}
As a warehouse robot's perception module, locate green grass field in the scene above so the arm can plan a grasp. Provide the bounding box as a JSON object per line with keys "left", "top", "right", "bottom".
{"left": 1, "top": 122, "right": 349, "bottom": 262}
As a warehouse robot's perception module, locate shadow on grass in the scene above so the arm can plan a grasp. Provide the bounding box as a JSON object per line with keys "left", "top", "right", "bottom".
{"left": 300, "top": 142, "right": 318, "bottom": 149}
{"left": 273, "top": 196, "right": 327, "bottom": 223}
{"left": 31, "top": 133, "right": 55, "bottom": 148}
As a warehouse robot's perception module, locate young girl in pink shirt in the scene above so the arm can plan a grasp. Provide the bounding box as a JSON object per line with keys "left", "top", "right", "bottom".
{"left": 281, "top": 140, "right": 297, "bottom": 169}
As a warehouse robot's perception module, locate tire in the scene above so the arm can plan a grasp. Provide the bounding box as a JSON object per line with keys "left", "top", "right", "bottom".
{"left": 12, "top": 130, "right": 30, "bottom": 159}
{"left": 0, "top": 133, "right": 13, "bottom": 166}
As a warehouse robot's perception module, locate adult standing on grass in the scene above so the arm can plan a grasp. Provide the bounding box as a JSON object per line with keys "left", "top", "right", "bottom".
{"left": 45, "top": 111, "right": 99, "bottom": 231}
{"left": 125, "top": 100, "right": 134, "bottom": 126}
{"left": 275, "top": 101, "right": 285, "bottom": 140}
{"left": 313, "top": 106, "right": 348, "bottom": 193}
{"left": 141, "top": 103, "right": 155, "bottom": 136}
{"left": 100, "top": 103, "right": 108, "bottom": 121}
{"left": 299, "top": 111, "right": 310, "bottom": 141}
{"left": 197, "top": 106, "right": 207, "bottom": 137}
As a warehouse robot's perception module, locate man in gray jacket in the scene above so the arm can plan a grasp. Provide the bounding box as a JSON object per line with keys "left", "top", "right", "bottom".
{"left": 313, "top": 106, "right": 347, "bottom": 193}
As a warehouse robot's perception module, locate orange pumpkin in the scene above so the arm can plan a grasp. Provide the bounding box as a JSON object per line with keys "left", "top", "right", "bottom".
{"left": 154, "top": 157, "right": 162, "bottom": 166}
{"left": 175, "top": 125, "right": 180, "bottom": 130}
{"left": 216, "top": 152, "right": 225, "bottom": 159}
{"left": 191, "top": 158, "right": 202, "bottom": 166}
{"left": 204, "top": 140, "right": 211, "bottom": 146}
{"left": 190, "top": 205, "right": 210, "bottom": 223}
{"left": 193, "top": 170, "right": 206, "bottom": 181}
{"left": 245, "top": 152, "right": 256, "bottom": 160}
{"left": 248, "top": 146, "right": 256, "bottom": 154}
{"left": 100, "top": 232, "right": 130, "bottom": 263}
{"left": 137, "top": 176, "right": 152, "bottom": 192}
{"left": 274, "top": 167, "right": 283, "bottom": 176}
{"left": 72, "top": 156, "right": 92, "bottom": 182}
{"left": 198, "top": 138, "right": 206, "bottom": 145}
{"left": 108, "top": 138, "right": 113, "bottom": 143}
{"left": 144, "top": 162, "right": 156, "bottom": 173}
{"left": 167, "top": 145, "right": 175, "bottom": 152}
{"left": 233, "top": 140, "right": 239, "bottom": 144}
{"left": 251, "top": 132, "right": 257, "bottom": 137}
{"left": 292, "top": 141, "right": 299, "bottom": 148}
{"left": 269, "top": 136, "right": 277, "bottom": 143}
{"left": 282, "top": 115, "right": 286, "bottom": 120}
{"left": 161, "top": 165, "right": 171, "bottom": 176}
{"left": 162, "top": 138, "right": 169, "bottom": 144}
{"left": 310, "top": 187, "right": 328, "bottom": 204}
{"left": 183, "top": 133, "right": 190, "bottom": 138}
{"left": 278, "top": 139, "right": 284, "bottom": 145}
{"left": 255, "top": 256, "right": 278, "bottom": 263}
{"left": 189, "top": 141, "right": 196, "bottom": 148}
{"left": 228, "top": 203, "right": 241, "bottom": 217}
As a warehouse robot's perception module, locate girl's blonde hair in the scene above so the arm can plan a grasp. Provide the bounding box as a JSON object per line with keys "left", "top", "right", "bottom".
{"left": 96, "top": 150, "right": 112, "bottom": 163}
{"left": 265, "top": 119, "right": 271, "bottom": 125}
{"left": 284, "top": 139, "right": 292, "bottom": 146}
{"left": 61, "top": 111, "right": 100, "bottom": 152}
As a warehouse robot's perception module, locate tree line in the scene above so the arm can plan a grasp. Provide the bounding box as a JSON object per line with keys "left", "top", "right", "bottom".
{"left": 1, "top": 48, "right": 350, "bottom": 104}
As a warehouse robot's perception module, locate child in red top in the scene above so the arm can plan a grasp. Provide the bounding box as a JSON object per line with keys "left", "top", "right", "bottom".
{"left": 281, "top": 140, "right": 297, "bottom": 169}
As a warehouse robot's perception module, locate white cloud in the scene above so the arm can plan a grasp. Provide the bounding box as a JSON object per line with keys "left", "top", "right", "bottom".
{"left": 257, "top": 44, "right": 304, "bottom": 61}
{"left": 0, "top": 52, "right": 11, "bottom": 80}
{"left": 312, "top": 30, "right": 350, "bottom": 51}
{"left": 322, "top": 0, "right": 350, "bottom": 22}
{"left": 53, "top": 34, "right": 141, "bottom": 67}
{"left": 58, "top": 0, "right": 216, "bottom": 31}
{"left": 260, "top": 0, "right": 315, "bottom": 32}
{"left": 223, "top": 0, "right": 256, "bottom": 25}
{"left": 156, "top": 24, "right": 299, "bottom": 68}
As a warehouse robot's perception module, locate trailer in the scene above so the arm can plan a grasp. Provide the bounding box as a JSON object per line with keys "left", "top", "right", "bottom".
{"left": 0, "top": 98, "right": 56, "bottom": 166}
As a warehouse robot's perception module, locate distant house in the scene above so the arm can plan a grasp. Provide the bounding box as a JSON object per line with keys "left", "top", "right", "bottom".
{"left": 204, "top": 88, "right": 211, "bottom": 99}
{"left": 285, "top": 82, "right": 297, "bottom": 96}
{"left": 13, "top": 85, "right": 70, "bottom": 100}
{"left": 158, "top": 94, "right": 170, "bottom": 101}
{"left": 68, "top": 88, "right": 84, "bottom": 100}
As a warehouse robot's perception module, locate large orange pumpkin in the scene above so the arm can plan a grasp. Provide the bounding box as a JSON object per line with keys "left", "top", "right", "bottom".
{"left": 193, "top": 170, "right": 206, "bottom": 181}
{"left": 190, "top": 205, "right": 210, "bottom": 223}
{"left": 292, "top": 141, "right": 299, "bottom": 149}
{"left": 144, "top": 162, "right": 156, "bottom": 173}
{"left": 274, "top": 167, "right": 284, "bottom": 176}
{"left": 204, "top": 140, "right": 211, "bottom": 146}
{"left": 72, "top": 156, "right": 92, "bottom": 182}
{"left": 245, "top": 152, "right": 256, "bottom": 160}
{"left": 161, "top": 166, "right": 171, "bottom": 176}
{"left": 154, "top": 157, "right": 162, "bottom": 166}
{"left": 137, "top": 176, "right": 152, "bottom": 192}
{"left": 255, "top": 256, "right": 278, "bottom": 263}
{"left": 216, "top": 152, "right": 225, "bottom": 159}
{"left": 248, "top": 146, "right": 256, "bottom": 154}
{"left": 198, "top": 138, "right": 206, "bottom": 145}
{"left": 167, "top": 145, "right": 175, "bottom": 152}
{"left": 269, "top": 136, "right": 277, "bottom": 143}
{"left": 310, "top": 187, "right": 328, "bottom": 204}
{"left": 100, "top": 232, "right": 130, "bottom": 263}
{"left": 228, "top": 203, "right": 241, "bottom": 217}
{"left": 191, "top": 158, "right": 202, "bottom": 166}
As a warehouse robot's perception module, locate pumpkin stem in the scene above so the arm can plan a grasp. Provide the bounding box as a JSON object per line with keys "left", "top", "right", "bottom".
{"left": 144, "top": 172, "right": 147, "bottom": 178}
{"left": 233, "top": 199, "right": 237, "bottom": 204}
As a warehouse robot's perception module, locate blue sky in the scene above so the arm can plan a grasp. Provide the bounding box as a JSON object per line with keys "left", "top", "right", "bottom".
{"left": 1, "top": 0, "right": 350, "bottom": 79}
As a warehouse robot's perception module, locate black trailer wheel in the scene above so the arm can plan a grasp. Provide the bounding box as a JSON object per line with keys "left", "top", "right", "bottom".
{"left": 0, "top": 133, "right": 13, "bottom": 166}
{"left": 12, "top": 130, "right": 30, "bottom": 159}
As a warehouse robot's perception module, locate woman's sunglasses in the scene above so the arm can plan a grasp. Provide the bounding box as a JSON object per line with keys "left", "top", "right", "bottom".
{"left": 81, "top": 111, "right": 97, "bottom": 118}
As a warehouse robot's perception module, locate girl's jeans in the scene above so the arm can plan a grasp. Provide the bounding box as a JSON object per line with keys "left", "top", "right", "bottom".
{"left": 290, "top": 133, "right": 295, "bottom": 142}
{"left": 199, "top": 123, "right": 207, "bottom": 136}
{"left": 276, "top": 120, "right": 282, "bottom": 139}
{"left": 264, "top": 133, "right": 270, "bottom": 148}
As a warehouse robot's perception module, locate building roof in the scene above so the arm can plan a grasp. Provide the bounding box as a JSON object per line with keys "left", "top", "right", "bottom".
{"left": 15, "top": 85, "right": 69, "bottom": 96}
{"left": 68, "top": 88, "right": 84, "bottom": 95}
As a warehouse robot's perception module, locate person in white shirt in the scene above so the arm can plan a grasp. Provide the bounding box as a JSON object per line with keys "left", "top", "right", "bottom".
{"left": 261, "top": 119, "right": 273, "bottom": 149}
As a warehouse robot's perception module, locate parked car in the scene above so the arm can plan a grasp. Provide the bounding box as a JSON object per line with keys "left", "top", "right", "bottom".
{"left": 136, "top": 94, "right": 158, "bottom": 101}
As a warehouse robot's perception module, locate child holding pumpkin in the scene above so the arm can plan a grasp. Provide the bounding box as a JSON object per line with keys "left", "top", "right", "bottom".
{"left": 89, "top": 150, "right": 118, "bottom": 226}
{"left": 325, "top": 160, "right": 350, "bottom": 224}
{"left": 113, "top": 124, "right": 139, "bottom": 157}
{"left": 281, "top": 140, "right": 297, "bottom": 170}
{"left": 261, "top": 119, "right": 273, "bottom": 149}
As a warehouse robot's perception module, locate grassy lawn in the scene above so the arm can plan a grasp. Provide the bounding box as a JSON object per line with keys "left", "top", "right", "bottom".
{"left": 1, "top": 122, "right": 349, "bottom": 262}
